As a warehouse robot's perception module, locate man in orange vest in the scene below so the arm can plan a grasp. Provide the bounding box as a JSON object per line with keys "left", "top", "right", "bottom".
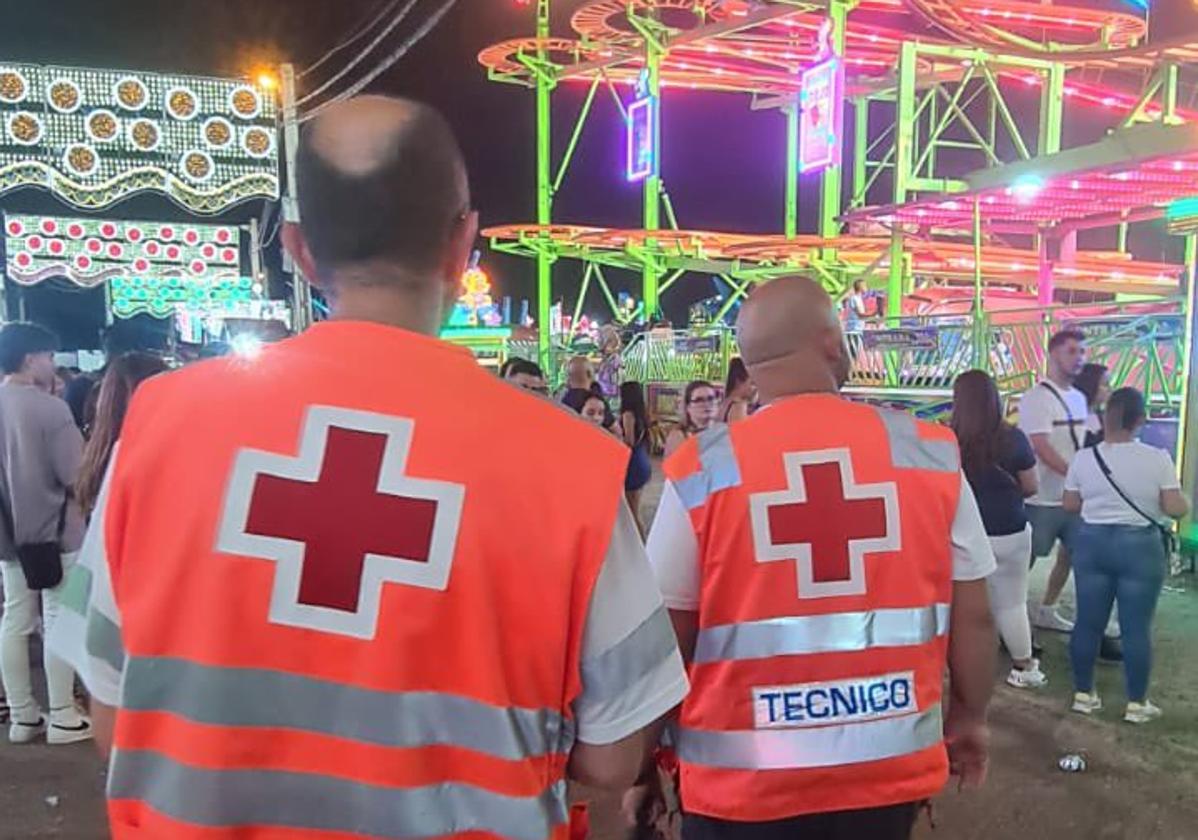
{"left": 49, "top": 95, "right": 688, "bottom": 839}
{"left": 647, "top": 277, "right": 997, "bottom": 838}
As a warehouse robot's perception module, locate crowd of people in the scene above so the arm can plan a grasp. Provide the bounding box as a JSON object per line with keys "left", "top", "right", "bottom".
{"left": 0, "top": 95, "right": 1185, "bottom": 840}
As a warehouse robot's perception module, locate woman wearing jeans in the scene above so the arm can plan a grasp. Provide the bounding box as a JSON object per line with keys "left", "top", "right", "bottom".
{"left": 1063, "top": 388, "right": 1188, "bottom": 723}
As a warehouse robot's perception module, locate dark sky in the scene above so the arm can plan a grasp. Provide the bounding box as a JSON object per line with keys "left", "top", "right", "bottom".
{"left": 2, "top": 0, "right": 1195, "bottom": 346}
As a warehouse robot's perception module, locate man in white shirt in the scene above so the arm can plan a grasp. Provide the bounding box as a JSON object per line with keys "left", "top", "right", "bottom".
{"left": 1017, "top": 329, "right": 1088, "bottom": 633}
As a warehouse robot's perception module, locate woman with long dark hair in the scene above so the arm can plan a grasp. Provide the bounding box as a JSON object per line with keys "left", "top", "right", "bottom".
{"left": 664, "top": 380, "right": 719, "bottom": 458}
{"left": 76, "top": 352, "right": 168, "bottom": 518}
{"left": 721, "top": 357, "right": 755, "bottom": 423}
{"left": 1074, "top": 363, "right": 1110, "bottom": 448}
{"left": 1063, "top": 387, "right": 1188, "bottom": 723}
{"left": 952, "top": 370, "right": 1046, "bottom": 688}
{"left": 620, "top": 381, "right": 653, "bottom": 534}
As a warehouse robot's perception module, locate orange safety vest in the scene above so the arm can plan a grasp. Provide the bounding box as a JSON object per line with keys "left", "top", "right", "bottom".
{"left": 663, "top": 393, "right": 961, "bottom": 821}
{"left": 100, "top": 322, "right": 629, "bottom": 839}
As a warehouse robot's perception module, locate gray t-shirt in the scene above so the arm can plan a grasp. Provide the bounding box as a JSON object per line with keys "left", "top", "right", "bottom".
{"left": 0, "top": 382, "right": 85, "bottom": 556}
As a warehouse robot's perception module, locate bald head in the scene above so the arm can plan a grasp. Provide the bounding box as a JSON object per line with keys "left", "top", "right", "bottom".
{"left": 295, "top": 95, "right": 469, "bottom": 281}
{"left": 736, "top": 276, "right": 850, "bottom": 397}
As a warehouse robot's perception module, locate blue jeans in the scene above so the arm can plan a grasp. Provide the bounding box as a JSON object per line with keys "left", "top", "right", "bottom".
{"left": 1069, "top": 523, "right": 1166, "bottom": 702}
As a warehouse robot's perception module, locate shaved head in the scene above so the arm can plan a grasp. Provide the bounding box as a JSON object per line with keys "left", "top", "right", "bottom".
{"left": 295, "top": 95, "right": 469, "bottom": 282}
{"left": 736, "top": 276, "right": 850, "bottom": 399}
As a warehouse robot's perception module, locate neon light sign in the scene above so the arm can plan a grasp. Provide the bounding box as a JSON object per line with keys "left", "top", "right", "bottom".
{"left": 627, "top": 95, "right": 658, "bottom": 182}
{"left": 799, "top": 57, "right": 844, "bottom": 174}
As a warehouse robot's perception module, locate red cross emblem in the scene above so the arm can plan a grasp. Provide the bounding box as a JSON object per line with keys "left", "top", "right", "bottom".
{"left": 749, "top": 449, "right": 900, "bottom": 599}
{"left": 216, "top": 406, "right": 464, "bottom": 639}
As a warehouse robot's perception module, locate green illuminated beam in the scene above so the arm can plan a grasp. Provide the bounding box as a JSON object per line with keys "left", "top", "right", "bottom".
{"left": 535, "top": 0, "right": 553, "bottom": 364}
{"left": 553, "top": 76, "right": 600, "bottom": 195}
{"left": 818, "top": 0, "right": 849, "bottom": 241}
{"left": 786, "top": 99, "right": 799, "bottom": 238}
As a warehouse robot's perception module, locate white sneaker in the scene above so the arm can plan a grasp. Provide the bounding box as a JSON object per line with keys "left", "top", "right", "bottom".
{"left": 8, "top": 715, "right": 47, "bottom": 744}
{"left": 1033, "top": 606, "right": 1075, "bottom": 633}
{"left": 1007, "top": 661, "right": 1048, "bottom": 689}
{"left": 1124, "top": 701, "right": 1162, "bottom": 725}
{"left": 1072, "top": 691, "right": 1102, "bottom": 715}
{"left": 47, "top": 709, "right": 93, "bottom": 745}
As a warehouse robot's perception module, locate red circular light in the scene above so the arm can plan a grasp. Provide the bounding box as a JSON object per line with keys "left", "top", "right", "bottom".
{"left": 86, "top": 238, "right": 102, "bottom": 254}
{"left": 100, "top": 223, "right": 116, "bottom": 238}
{"left": 127, "top": 228, "right": 142, "bottom": 242}
{"left": 133, "top": 258, "right": 149, "bottom": 273}
{"left": 184, "top": 229, "right": 199, "bottom": 244}
{"left": 26, "top": 236, "right": 42, "bottom": 251}
{"left": 190, "top": 259, "right": 206, "bottom": 275}
{"left": 41, "top": 219, "right": 57, "bottom": 234}
{"left": 15, "top": 252, "right": 30, "bottom": 267}
{"left": 145, "top": 241, "right": 160, "bottom": 256}
{"left": 108, "top": 243, "right": 123, "bottom": 258}
{"left": 166, "top": 245, "right": 181, "bottom": 260}
{"left": 160, "top": 226, "right": 175, "bottom": 241}
{"left": 48, "top": 240, "right": 64, "bottom": 255}
{"left": 215, "top": 228, "right": 231, "bottom": 244}
{"left": 76, "top": 255, "right": 92, "bottom": 269}
{"left": 221, "top": 248, "right": 236, "bottom": 263}
{"left": 66, "top": 224, "right": 83, "bottom": 239}
{"left": 7, "top": 221, "right": 23, "bottom": 236}
{"left": 201, "top": 244, "right": 216, "bottom": 259}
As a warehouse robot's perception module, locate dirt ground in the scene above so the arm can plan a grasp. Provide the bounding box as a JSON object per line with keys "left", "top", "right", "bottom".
{"left": 2, "top": 477, "right": 1196, "bottom": 839}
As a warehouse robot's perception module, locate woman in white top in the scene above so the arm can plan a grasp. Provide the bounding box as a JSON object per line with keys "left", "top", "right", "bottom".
{"left": 1063, "top": 387, "right": 1188, "bottom": 724}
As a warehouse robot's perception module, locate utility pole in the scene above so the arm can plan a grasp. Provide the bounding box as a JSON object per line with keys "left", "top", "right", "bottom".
{"left": 280, "top": 62, "right": 311, "bottom": 332}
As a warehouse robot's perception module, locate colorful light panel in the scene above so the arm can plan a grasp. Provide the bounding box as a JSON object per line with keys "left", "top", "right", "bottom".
{"left": 109, "top": 275, "right": 261, "bottom": 319}
{"left": 798, "top": 57, "right": 844, "bottom": 174}
{"left": 626, "top": 95, "right": 657, "bottom": 182}
{"left": 4, "top": 213, "right": 242, "bottom": 288}
{"left": 0, "top": 62, "right": 278, "bottom": 214}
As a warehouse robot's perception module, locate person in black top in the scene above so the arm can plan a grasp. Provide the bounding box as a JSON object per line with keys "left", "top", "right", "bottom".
{"left": 952, "top": 370, "right": 1047, "bottom": 689}
{"left": 1074, "top": 363, "right": 1110, "bottom": 449}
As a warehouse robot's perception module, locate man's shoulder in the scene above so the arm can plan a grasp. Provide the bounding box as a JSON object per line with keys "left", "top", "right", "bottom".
{"left": 0, "top": 384, "right": 71, "bottom": 421}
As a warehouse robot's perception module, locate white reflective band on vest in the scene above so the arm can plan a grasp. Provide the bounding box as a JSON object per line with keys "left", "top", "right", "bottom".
{"left": 675, "top": 425, "right": 743, "bottom": 510}
{"left": 693, "top": 604, "right": 950, "bottom": 664}
{"left": 678, "top": 704, "right": 943, "bottom": 770}
{"left": 875, "top": 409, "right": 960, "bottom": 473}
{"left": 108, "top": 748, "right": 567, "bottom": 840}
{"left": 121, "top": 657, "right": 573, "bottom": 761}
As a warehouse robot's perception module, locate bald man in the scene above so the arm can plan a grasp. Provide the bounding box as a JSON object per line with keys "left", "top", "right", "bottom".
{"left": 50, "top": 96, "right": 687, "bottom": 839}
{"left": 646, "top": 277, "right": 996, "bottom": 840}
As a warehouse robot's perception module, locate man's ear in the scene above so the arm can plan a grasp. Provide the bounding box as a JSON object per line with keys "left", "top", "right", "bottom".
{"left": 281, "top": 223, "right": 321, "bottom": 289}
{"left": 443, "top": 210, "right": 479, "bottom": 291}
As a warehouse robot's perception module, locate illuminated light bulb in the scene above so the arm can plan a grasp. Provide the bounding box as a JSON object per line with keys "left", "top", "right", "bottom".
{"left": 1064, "top": 87, "right": 1077, "bottom": 96}
{"left": 916, "top": 209, "right": 927, "bottom": 218}
{"left": 231, "top": 334, "right": 263, "bottom": 359}
{"left": 869, "top": 34, "right": 879, "bottom": 42}
{"left": 1113, "top": 171, "right": 1131, "bottom": 181}
{"left": 1112, "top": 271, "right": 1125, "bottom": 279}
{"left": 714, "top": 67, "right": 725, "bottom": 75}
{"left": 745, "top": 49, "right": 756, "bottom": 57}
{"left": 1102, "top": 97, "right": 1116, "bottom": 106}
{"left": 1173, "top": 161, "right": 1184, "bottom": 172}
{"left": 1012, "top": 175, "right": 1044, "bottom": 202}
{"left": 256, "top": 72, "right": 277, "bottom": 90}
{"left": 985, "top": 196, "right": 997, "bottom": 204}
{"left": 1070, "top": 180, "right": 1081, "bottom": 190}
{"left": 980, "top": 7, "right": 992, "bottom": 15}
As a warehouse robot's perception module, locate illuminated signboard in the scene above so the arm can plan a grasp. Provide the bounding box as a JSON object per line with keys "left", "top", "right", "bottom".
{"left": 626, "top": 95, "right": 658, "bottom": 182}
{"left": 798, "top": 57, "right": 845, "bottom": 174}
{"left": 0, "top": 62, "right": 279, "bottom": 213}
{"left": 4, "top": 212, "right": 242, "bottom": 288}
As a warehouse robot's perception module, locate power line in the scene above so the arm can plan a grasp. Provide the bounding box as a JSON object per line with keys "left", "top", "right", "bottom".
{"left": 296, "top": 0, "right": 422, "bottom": 107}
{"left": 299, "top": 0, "right": 460, "bottom": 124}
{"left": 299, "top": 0, "right": 404, "bottom": 80}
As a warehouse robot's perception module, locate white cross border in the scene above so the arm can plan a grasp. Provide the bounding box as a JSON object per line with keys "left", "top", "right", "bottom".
{"left": 215, "top": 405, "right": 465, "bottom": 640}
{"left": 749, "top": 448, "right": 901, "bottom": 600}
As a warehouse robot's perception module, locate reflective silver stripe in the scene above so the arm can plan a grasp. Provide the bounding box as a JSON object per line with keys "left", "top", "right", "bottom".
{"left": 876, "top": 409, "right": 959, "bottom": 473}
{"left": 123, "top": 657, "right": 572, "bottom": 761}
{"left": 675, "top": 425, "right": 743, "bottom": 510}
{"left": 580, "top": 604, "right": 678, "bottom": 705}
{"left": 108, "top": 748, "right": 567, "bottom": 840}
{"left": 693, "top": 604, "right": 951, "bottom": 665}
{"left": 85, "top": 610, "right": 126, "bottom": 673}
{"left": 678, "top": 704, "right": 943, "bottom": 770}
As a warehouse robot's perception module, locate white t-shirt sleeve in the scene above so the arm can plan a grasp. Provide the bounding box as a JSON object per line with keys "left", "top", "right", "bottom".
{"left": 646, "top": 480, "right": 701, "bottom": 610}
{"left": 573, "top": 499, "right": 689, "bottom": 745}
{"left": 1156, "top": 449, "right": 1181, "bottom": 490}
{"left": 1018, "top": 388, "right": 1052, "bottom": 436}
{"left": 1064, "top": 454, "right": 1083, "bottom": 493}
{"left": 951, "top": 472, "right": 997, "bottom": 581}
{"left": 47, "top": 456, "right": 124, "bottom": 707}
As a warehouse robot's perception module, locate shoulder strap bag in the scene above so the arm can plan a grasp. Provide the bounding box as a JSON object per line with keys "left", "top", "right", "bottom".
{"left": 0, "top": 483, "right": 66, "bottom": 590}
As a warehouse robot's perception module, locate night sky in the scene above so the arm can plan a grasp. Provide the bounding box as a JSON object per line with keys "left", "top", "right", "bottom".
{"left": 2, "top": 0, "right": 1196, "bottom": 348}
